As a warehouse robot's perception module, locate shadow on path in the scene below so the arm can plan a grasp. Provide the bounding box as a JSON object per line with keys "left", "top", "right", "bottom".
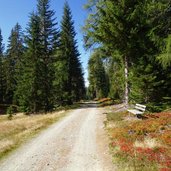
{"left": 78, "top": 101, "right": 99, "bottom": 109}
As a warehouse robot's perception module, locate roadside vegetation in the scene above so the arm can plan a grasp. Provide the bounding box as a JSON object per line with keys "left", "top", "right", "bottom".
{"left": 0, "top": 111, "right": 67, "bottom": 160}
{"left": 97, "top": 98, "right": 121, "bottom": 107}
{"left": 106, "top": 111, "right": 171, "bottom": 171}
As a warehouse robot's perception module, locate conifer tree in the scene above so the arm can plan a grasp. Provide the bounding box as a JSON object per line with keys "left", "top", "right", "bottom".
{"left": 5, "top": 23, "right": 24, "bottom": 104}
{"left": 154, "top": 1, "right": 171, "bottom": 69}
{"left": 129, "top": 0, "right": 171, "bottom": 106}
{"left": 54, "top": 2, "right": 85, "bottom": 104}
{"left": 157, "top": 35, "right": 171, "bottom": 69}
{"left": 0, "top": 29, "right": 3, "bottom": 55}
{"left": 16, "top": 0, "right": 59, "bottom": 112}
{"left": 0, "top": 29, "right": 5, "bottom": 104}
{"left": 107, "top": 54, "right": 124, "bottom": 100}
{"left": 37, "top": 0, "right": 59, "bottom": 111}
{"left": 84, "top": 0, "right": 170, "bottom": 110}
{"left": 14, "top": 13, "right": 43, "bottom": 112}
{"left": 83, "top": 0, "right": 155, "bottom": 106}
{"left": 88, "top": 50, "right": 108, "bottom": 99}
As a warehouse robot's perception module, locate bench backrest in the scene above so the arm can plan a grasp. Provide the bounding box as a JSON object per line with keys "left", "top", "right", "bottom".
{"left": 135, "top": 104, "right": 146, "bottom": 112}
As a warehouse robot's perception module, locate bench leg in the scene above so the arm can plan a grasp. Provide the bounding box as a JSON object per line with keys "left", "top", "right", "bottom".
{"left": 136, "top": 114, "right": 142, "bottom": 119}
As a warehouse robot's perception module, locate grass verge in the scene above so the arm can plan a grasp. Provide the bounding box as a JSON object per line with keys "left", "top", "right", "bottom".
{"left": 106, "top": 110, "right": 171, "bottom": 171}
{"left": 0, "top": 110, "right": 67, "bottom": 160}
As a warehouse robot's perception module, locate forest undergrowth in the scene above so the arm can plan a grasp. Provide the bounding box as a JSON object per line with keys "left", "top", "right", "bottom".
{"left": 106, "top": 110, "right": 171, "bottom": 171}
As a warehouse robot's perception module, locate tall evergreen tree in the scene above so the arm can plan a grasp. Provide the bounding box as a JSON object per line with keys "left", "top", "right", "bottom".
{"left": 154, "top": 1, "right": 171, "bottom": 69}
{"left": 54, "top": 2, "right": 85, "bottom": 104}
{"left": 83, "top": 0, "right": 162, "bottom": 106}
{"left": 37, "top": 0, "right": 59, "bottom": 111}
{"left": 84, "top": 0, "right": 171, "bottom": 110}
{"left": 0, "top": 29, "right": 3, "bottom": 55}
{"left": 129, "top": 0, "right": 171, "bottom": 106}
{"left": 107, "top": 53, "right": 124, "bottom": 100}
{"left": 84, "top": 0, "right": 148, "bottom": 106}
{"left": 5, "top": 23, "right": 24, "bottom": 104}
{"left": 88, "top": 50, "right": 108, "bottom": 99}
{"left": 14, "top": 13, "right": 43, "bottom": 112}
{"left": 157, "top": 35, "right": 171, "bottom": 69}
{"left": 0, "top": 29, "right": 5, "bottom": 104}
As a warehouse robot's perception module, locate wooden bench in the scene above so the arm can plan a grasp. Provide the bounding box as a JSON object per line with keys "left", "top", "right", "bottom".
{"left": 127, "top": 104, "right": 146, "bottom": 116}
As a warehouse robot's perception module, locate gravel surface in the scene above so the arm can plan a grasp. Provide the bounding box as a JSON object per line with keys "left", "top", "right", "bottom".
{"left": 0, "top": 105, "right": 115, "bottom": 171}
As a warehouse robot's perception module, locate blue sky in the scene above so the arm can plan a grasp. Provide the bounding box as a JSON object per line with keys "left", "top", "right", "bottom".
{"left": 0, "top": 0, "right": 90, "bottom": 86}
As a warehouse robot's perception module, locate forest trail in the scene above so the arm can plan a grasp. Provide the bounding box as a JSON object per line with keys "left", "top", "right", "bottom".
{"left": 0, "top": 103, "right": 115, "bottom": 171}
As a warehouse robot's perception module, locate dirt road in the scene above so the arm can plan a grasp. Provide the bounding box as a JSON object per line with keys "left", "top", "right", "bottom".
{"left": 0, "top": 104, "right": 115, "bottom": 171}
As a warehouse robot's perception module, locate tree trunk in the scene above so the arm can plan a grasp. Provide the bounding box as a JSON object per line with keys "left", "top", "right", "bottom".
{"left": 124, "top": 56, "right": 129, "bottom": 108}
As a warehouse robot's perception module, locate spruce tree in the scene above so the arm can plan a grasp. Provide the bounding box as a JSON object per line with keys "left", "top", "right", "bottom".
{"left": 129, "top": 0, "right": 171, "bottom": 107}
{"left": 54, "top": 2, "right": 85, "bottom": 104}
{"left": 14, "top": 13, "right": 43, "bottom": 112}
{"left": 0, "top": 29, "right": 3, "bottom": 55}
{"left": 107, "top": 53, "right": 124, "bottom": 101}
{"left": 0, "top": 29, "right": 5, "bottom": 104}
{"left": 37, "top": 0, "right": 59, "bottom": 111}
{"left": 88, "top": 50, "right": 108, "bottom": 99}
{"left": 83, "top": 0, "right": 155, "bottom": 106}
{"left": 157, "top": 35, "right": 171, "bottom": 69}
{"left": 5, "top": 23, "right": 24, "bottom": 104}
{"left": 154, "top": 1, "right": 171, "bottom": 69}
{"left": 84, "top": 0, "right": 171, "bottom": 110}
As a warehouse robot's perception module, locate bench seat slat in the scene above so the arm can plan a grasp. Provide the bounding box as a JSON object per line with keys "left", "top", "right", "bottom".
{"left": 136, "top": 104, "right": 146, "bottom": 108}
{"left": 135, "top": 106, "right": 146, "bottom": 111}
{"left": 127, "top": 109, "right": 144, "bottom": 115}
{"left": 127, "top": 103, "right": 146, "bottom": 116}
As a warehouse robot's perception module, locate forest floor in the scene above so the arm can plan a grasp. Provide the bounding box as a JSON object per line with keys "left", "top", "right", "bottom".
{"left": 0, "top": 102, "right": 116, "bottom": 171}
{"left": 105, "top": 105, "right": 171, "bottom": 171}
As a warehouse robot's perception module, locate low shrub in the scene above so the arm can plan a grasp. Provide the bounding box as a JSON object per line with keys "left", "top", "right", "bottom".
{"left": 107, "top": 111, "right": 127, "bottom": 122}
{"left": 0, "top": 104, "right": 10, "bottom": 115}
{"left": 7, "top": 105, "right": 19, "bottom": 120}
{"left": 107, "top": 111, "right": 171, "bottom": 170}
{"left": 6, "top": 105, "right": 19, "bottom": 115}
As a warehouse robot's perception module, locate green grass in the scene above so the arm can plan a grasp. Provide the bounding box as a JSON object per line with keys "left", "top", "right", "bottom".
{"left": 107, "top": 111, "right": 126, "bottom": 122}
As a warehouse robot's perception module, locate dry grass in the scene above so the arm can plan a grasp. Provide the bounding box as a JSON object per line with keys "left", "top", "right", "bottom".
{"left": 0, "top": 111, "right": 67, "bottom": 159}
{"left": 134, "top": 137, "right": 161, "bottom": 149}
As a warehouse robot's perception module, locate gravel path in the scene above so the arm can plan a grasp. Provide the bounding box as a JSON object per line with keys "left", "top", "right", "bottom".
{"left": 0, "top": 105, "right": 115, "bottom": 171}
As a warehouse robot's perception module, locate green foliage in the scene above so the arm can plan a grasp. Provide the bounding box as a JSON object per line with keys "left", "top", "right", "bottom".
{"left": 14, "top": 13, "right": 40, "bottom": 113}
{"left": 0, "top": 0, "right": 86, "bottom": 114}
{"left": 88, "top": 49, "right": 109, "bottom": 99}
{"left": 5, "top": 23, "right": 25, "bottom": 104}
{"left": 36, "top": 0, "right": 59, "bottom": 112}
{"left": 54, "top": 2, "right": 85, "bottom": 105}
{"left": 84, "top": 0, "right": 153, "bottom": 103}
{"left": 1, "top": 0, "right": 170, "bottom": 114}
{"left": 7, "top": 105, "right": 18, "bottom": 120}
{"left": 146, "top": 100, "right": 171, "bottom": 113}
{"left": 157, "top": 35, "right": 171, "bottom": 69}
{"left": 107, "top": 111, "right": 126, "bottom": 122}
{"left": 14, "top": 0, "right": 60, "bottom": 113}
{"left": 0, "top": 29, "right": 6, "bottom": 104}
{"left": 107, "top": 53, "right": 124, "bottom": 100}
{"left": 84, "top": 0, "right": 171, "bottom": 110}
